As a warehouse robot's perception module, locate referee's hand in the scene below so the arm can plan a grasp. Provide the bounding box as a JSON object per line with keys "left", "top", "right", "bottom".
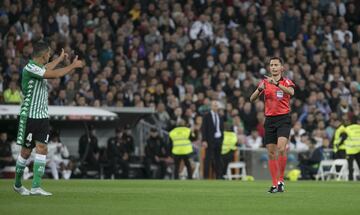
{"left": 264, "top": 75, "right": 277, "bottom": 85}
{"left": 258, "top": 81, "right": 265, "bottom": 91}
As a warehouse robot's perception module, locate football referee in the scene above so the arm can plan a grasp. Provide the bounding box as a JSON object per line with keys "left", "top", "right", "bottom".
{"left": 13, "top": 41, "right": 83, "bottom": 196}
{"left": 250, "top": 57, "right": 295, "bottom": 193}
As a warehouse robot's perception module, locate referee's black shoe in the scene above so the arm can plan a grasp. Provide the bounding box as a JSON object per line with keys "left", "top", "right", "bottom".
{"left": 268, "top": 186, "right": 278, "bottom": 193}
{"left": 278, "top": 181, "right": 285, "bottom": 192}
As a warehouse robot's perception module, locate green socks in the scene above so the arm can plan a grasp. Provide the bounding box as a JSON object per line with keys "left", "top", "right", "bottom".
{"left": 15, "top": 155, "right": 27, "bottom": 188}
{"left": 32, "top": 154, "right": 46, "bottom": 188}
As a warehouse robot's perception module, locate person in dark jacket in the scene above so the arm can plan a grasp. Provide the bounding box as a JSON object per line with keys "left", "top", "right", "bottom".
{"left": 201, "top": 100, "right": 224, "bottom": 179}
{"left": 107, "top": 127, "right": 134, "bottom": 178}
{"left": 78, "top": 125, "right": 100, "bottom": 174}
{"left": 0, "top": 132, "right": 15, "bottom": 170}
{"left": 144, "top": 128, "right": 172, "bottom": 179}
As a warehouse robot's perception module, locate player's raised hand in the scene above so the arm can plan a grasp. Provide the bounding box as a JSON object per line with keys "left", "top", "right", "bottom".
{"left": 72, "top": 55, "right": 84, "bottom": 68}
{"left": 59, "top": 48, "right": 68, "bottom": 61}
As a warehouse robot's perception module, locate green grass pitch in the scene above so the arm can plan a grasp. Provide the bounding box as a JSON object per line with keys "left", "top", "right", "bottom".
{"left": 1, "top": 179, "right": 359, "bottom": 215}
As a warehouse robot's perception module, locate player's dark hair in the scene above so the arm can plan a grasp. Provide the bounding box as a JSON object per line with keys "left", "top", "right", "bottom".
{"left": 269, "top": 56, "right": 284, "bottom": 65}
{"left": 32, "top": 41, "right": 49, "bottom": 58}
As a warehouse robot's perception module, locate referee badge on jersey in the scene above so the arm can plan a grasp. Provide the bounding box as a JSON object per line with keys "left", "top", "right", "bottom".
{"left": 276, "top": 90, "right": 284, "bottom": 99}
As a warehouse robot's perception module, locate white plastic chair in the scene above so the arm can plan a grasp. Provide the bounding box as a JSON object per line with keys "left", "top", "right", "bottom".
{"left": 315, "top": 160, "right": 334, "bottom": 181}
{"left": 352, "top": 160, "right": 360, "bottom": 181}
{"left": 223, "top": 161, "right": 247, "bottom": 180}
{"left": 192, "top": 162, "right": 201, "bottom": 179}
{"left": 326, "top": 159, "right": 349, "bottom": 181}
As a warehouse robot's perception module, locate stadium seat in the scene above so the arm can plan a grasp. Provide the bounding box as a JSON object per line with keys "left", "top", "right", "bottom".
{"left": 352, "top": 160, "right": 360, "bottom": 181}
{"left": 192, "top": 162, "right": 201, "bottom": 179}
{"left": 315, "top": 160, "right": 334, "bottom": 181}
{"left": 224, "top": 161, "right": 247, "bottom": 180}
{"left": 326, "top": 159, "right": 349, "bottom": 181}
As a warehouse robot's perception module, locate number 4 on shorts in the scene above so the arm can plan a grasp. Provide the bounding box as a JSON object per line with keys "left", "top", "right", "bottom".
{"left": 26, "top": 133, "right": 33, "bottom": 142}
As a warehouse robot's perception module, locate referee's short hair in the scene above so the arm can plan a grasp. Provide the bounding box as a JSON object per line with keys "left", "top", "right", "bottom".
{"left": 269, "top": 56, "right": 284, "bottom": 65}
{"left": 32, "top": 41, "right": 49, "bottom": 58}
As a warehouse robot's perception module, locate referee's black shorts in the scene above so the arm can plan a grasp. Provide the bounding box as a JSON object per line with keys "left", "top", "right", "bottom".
{"left": 264, "top": 114, "right": 291, "bottom": 145}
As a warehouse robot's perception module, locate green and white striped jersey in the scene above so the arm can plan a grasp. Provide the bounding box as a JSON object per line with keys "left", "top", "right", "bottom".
{"left": 20, "top": 60, "right": 48, "bottom": 119}
{"left": 16, "top": 60, "right": 49, "bottom": 145}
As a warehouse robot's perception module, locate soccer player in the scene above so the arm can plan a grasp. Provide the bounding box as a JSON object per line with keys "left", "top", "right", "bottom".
{"left": 13, "top": 41, "right": 83, "bottom": 196}
{"left": 250, "top": 57, "right": 295, "bottom": 193}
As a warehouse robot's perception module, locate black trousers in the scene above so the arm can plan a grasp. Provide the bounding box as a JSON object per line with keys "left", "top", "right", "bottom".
{"left": 174, "top": 154, "right": 192, "bottom": 179}
{"left": 204, "top": 139, "right": 223, "bottom": 179}
{"left": 109, "top": 157, "right": 129, "bottom": 178}
{"left": 144, "top": 158, "right": 167, "bottom": 179}
{"left": 298, "top": 162, "right": 318, "bottom": 180}
{"left": 347, "top": 152, "right": 360, "bottom": 181}
{"left": 83, "top": 155, "right": 100, "bottom": 171}
{"left": 335, "top": 150, "right": 346, "bottom": 159}
{"left": 222, "top": 150, "right": 235, "bottom": 176}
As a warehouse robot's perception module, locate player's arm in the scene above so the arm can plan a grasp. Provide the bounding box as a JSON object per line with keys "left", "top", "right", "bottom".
{"left": 43, "top": 56, "right": 83, "bottom": 79}
{"left": 277, "top": 83, "right": 294, "bottom": 96}
{"left": 250, "top": 81, "right": 264, "bottom": 102}
{"left": 45, "top": 48, "right": 68, "bottom": 70}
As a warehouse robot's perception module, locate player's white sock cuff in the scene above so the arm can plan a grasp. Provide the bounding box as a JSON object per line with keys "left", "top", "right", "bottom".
{"left": 35, "top": 154, "right": 46, "bottom": 164}
{"left": 17, "top": 155, "right": 28, "bottom": 165}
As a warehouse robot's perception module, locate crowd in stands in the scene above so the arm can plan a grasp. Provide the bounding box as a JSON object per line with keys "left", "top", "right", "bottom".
{"left": 0, "top": 0, "right": 360, "bottom": 179}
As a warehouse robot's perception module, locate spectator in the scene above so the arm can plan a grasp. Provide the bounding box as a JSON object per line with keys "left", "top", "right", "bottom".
{"left": 315, "top": 92, "right": 332, "bottom": 121}
{"left": 144, "top": 25, "right": 163, "bottom": 51}
{"left": 78, "top": 125, "right": 99, "bottom": 176}
{"left": 189, "top": 14, "right": 214, "bottom": 41}
{"left": 329, "top": 0, "right": 346, "bottom": 17}
{"left": 47, "top": 132, "right": 73, "bottom": 180}
{"left": 156, "top": 102, "right": 171, "bottom": 130}
{"left": 298, "top": 136, "right": 332, "bottom": 180}
{"left": 280, "top": 5, "right": 300, "bottom": 41}
{"left": 144, "top": 128, "right": 172, "bottom": 179}
{"left": 0, "top": 132, "right": 15, "bottom": 170}
{"left": 246, "top": 130, "right": 263, "bottom": 149}
{"left": 289, "top": 121, "right": 307, "bottom": 151}
{"left": 107, "top": 127, "right": 134, "bottom": 179}
{"left": 3, "top": 81, "right": 21, "bottom": 104}
{"left": 53, "top": 89, "right": 68, "bottom": 106}
{"left": 239, "top": 102, "right": 258, "bottom": 135}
